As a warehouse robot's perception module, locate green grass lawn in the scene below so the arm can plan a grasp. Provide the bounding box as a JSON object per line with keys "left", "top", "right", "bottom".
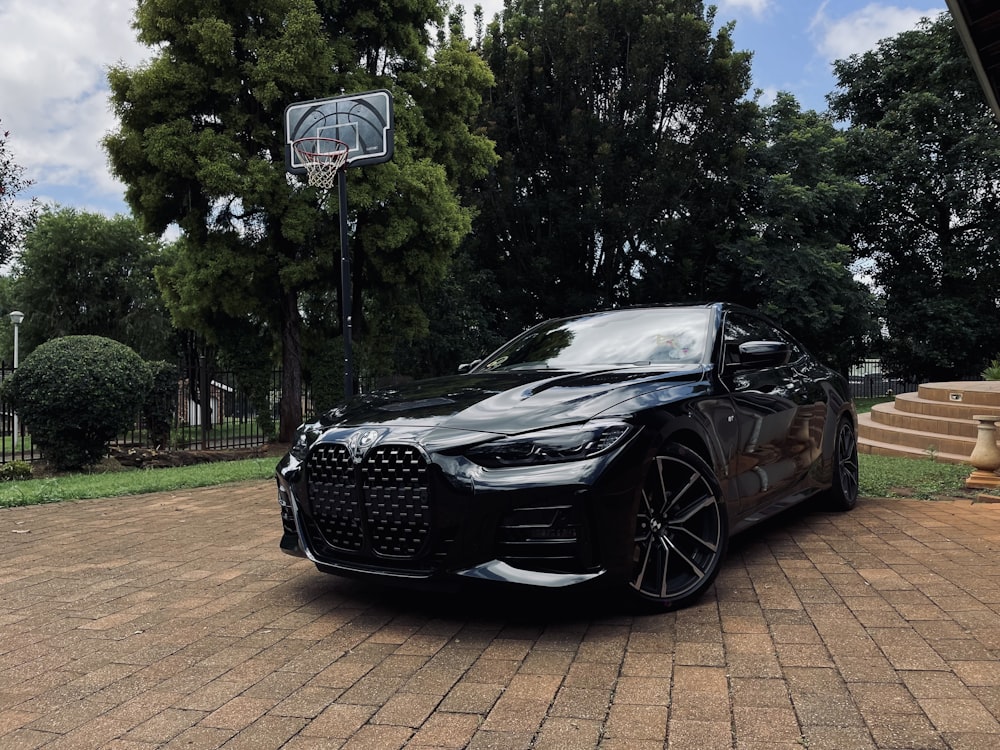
{"left": 0, "top": 457, "right": 278, "bottom": 508}
{"left": 854, "top": 397, "right": 892, "bottom": 414}
{"left": 0, "top": 448, "right": 980, "bottom": 509}
{"left": 858, "top": 453, "right": 972, "bottom": 499}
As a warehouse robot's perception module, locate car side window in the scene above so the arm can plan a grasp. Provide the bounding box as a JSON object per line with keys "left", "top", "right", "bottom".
{"left": 722, "top": 313, "right": 803, "bottom": 365}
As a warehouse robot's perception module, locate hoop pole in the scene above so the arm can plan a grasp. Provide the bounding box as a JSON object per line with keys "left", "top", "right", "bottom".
{"left": 338, "top": 169, "right": 354, "bottom": 399}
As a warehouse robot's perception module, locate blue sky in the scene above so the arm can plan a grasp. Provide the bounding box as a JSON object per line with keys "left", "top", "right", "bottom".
{"left": 0, "top": 0, "right": 948, "bottom": 226}
{"left": 716, "top": 0, "right": 944, "bottom": 111}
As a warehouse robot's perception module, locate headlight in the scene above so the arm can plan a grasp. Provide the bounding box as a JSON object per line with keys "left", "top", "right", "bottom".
{"left": 289, "top": 424, "right": 319, "bottom": 460}
{"left": 464, "top": 421, "right": 633, "bottom": 468}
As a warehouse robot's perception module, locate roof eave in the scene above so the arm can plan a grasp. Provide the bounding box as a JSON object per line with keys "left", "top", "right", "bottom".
{"left": 946, "top": 0, "right": 1000, "bottom": 122}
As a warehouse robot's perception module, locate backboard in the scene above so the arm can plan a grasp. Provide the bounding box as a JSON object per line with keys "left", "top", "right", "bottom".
{"left": 284, "top": 89, "right": 394, "bottom": 174}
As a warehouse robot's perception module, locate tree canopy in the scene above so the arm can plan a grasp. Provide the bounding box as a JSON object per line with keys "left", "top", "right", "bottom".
{"left": 105, "top": 0, "right": 494, "bottom": 438}
{"left": 474, "top": 0, "right": 758, "bottom": 337}
{"left": 10, "top": 207, "right": 174, "bottom": 361}
{"left": 829, "top": 12, "right": 1000, "bottom": 381}
{"left": 720, "top": 93, "right": 877, "bottom": 371}
{"left": 0, "top": 119, "right": 38, "bottom": 267}
{"left": 465, "top": 0, "right": 875, "bottom": 371}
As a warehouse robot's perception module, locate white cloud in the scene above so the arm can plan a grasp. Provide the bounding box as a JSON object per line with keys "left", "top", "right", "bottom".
{"left": 810, "top": 1, "right": 940, "bottom": 61}
{"left": 717, "top": 0, "right": 774, "bottom": 18}
{"left": 754, "top": 86, "right": 780, "bottom": 107}
{"left": 0, "top": 0, "right": 148, "bottom": 208}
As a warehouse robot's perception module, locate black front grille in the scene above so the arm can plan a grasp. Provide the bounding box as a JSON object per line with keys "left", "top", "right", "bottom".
{"left": 362, "top": 445, "right": 431, "bottom": 557}
{"left": 308, "top": 444, "right": 364, "bottom": 552}
{"left": 306, "top": 442, "right": 432, "bottom": 560}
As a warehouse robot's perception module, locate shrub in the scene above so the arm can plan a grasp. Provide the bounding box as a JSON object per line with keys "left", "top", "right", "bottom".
{"left": 0, "top": 461, "right": 32, "bottom": 481}
{"left": 143, "top": 360, "right": 177, "bottom": 449}
{"left": 983, "top": 358, "right": 1000, "bottom": 380}
{"left": 2, "top": 336, "right": 152, "bottom": 470}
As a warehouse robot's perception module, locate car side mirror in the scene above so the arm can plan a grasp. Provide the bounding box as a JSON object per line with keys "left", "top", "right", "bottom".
{"left": 735, "top": 340, "right": 790, "bottom": 368}
{"left": 458, "top": 359, "right": 482, "bottom": 373}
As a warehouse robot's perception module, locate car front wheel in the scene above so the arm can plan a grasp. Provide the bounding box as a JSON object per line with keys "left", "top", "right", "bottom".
{"left": 824, "top": 418, "right": 859, "bottom": 511}
{"left": 627, "top": 444, "right": 729, "bottom": 611}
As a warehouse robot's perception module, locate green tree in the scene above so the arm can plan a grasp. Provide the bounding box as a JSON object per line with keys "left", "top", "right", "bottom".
{"left": 476, "top": 0, "right": 757, "bottom": 335}
{"left": 829, "top": 13, "right": 1000, "bottom": 381}
{"left": 10, "top": 207, "right": 174, "bottom": 360}
{"left": 721, "top": 93, "right": 877, "bottom": 372}
{"left": 0, "top": 119, "right": 38, "bottom": 265}
{"left": 387, "top": 248, "right": 506, "bottom": 379}
{"left": 105, "top": 0, "right": 494, "bottom": 439}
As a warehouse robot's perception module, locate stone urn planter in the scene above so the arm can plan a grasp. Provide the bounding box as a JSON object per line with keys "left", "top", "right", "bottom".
{"left": 965, "top": 414, "right": 1000, "bottom": 489}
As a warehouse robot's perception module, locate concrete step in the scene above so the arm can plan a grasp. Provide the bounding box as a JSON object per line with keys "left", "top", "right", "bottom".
{"left": 892, "top": 391, "right": 1000, "bottom": 420}
{"left": 857, "top": 435, "right": 969, "bottom": 465}
{"left": 918, "top": 381, "right": 1000, "bottom": 406}
{"left": 867, "top": 402, "right": 978, "bottom": 439}
{"left": 857, "top": 413, "right": 975, "bottom": 457}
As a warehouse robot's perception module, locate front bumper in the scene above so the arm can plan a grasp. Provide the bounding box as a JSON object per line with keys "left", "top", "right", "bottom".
{"left": 274, "top": 434, "right": 641, "bottom": 590}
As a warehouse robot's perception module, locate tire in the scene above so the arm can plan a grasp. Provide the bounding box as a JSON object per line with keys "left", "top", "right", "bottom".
{"left": 823, "top": 418, "right": 859, "bottom": 512}
{"left": 627, "top": 444, "right": 729, "bottom": 611}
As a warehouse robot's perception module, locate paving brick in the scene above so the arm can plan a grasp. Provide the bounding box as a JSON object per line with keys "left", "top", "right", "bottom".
{"left": 370, "top": 692, "right": 441, "bottom": 727}
{"left": 532, "top": 716, "right": 602, "bottom": 750}
{"left": 406, "top": 712, "right": 480, "bottom": 748}
{"left": 664, "top": 718, "right": 732, "bottom": 750}
{"left": 481, "top": 696, "right": 550, "bottom": 733}
{"left": 730, "top": 677, "right": 793, "bottom": 709}
{"left": 602, "top": 703, "right": 667, "bottom": 741}
{"left": 464, "top": 728, "right": 535, "bottom": 750}
{"left": 338, "top": 723, "right": 412, "bottom": 750}
{"left": 436, "top": 681, "right": 502, "bottom": 714}
{"left": 220, "top": 715, "right": 308, "bottom": 749}
{"left": 548, "top": 686, "right": 611, "bottom": 720}
{"left": 916, "top": 698, "right": 1000, "bottom": 733}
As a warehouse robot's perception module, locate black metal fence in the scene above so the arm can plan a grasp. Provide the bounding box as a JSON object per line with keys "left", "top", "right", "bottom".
{"left": 0, "top": 363, "right": 290, "bottom": 466}
{"left": 848, "top": 359, "right": 920, "bottom": 399}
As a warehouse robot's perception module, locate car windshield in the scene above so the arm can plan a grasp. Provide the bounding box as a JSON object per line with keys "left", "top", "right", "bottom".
{"left": 476, "top": 308, "right": 713, "bottom": 372}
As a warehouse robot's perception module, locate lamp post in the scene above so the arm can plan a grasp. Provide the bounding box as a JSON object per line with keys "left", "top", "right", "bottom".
{"left": 9, "top": 311, "right": 24, "bottom": 450}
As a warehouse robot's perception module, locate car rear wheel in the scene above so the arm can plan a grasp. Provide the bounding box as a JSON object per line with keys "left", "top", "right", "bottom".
{"left": 823, "top": 418, "right": 859, "bottom": 511}
{"left": 627, "top": 444, "right": 728, "bottom": 611}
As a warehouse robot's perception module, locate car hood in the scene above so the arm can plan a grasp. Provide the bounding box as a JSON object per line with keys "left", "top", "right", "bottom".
{"left": 308, "top": 366, "right": 710, "bottom": 438}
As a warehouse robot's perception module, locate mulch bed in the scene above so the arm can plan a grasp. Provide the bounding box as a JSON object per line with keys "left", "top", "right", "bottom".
{"left": 109, "top": 443, "right": 289, "bottom": 469}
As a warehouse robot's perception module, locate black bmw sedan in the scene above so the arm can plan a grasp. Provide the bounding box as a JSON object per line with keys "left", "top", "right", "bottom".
{"left": 275, "top": 303, "right": 858, "bottom": 611}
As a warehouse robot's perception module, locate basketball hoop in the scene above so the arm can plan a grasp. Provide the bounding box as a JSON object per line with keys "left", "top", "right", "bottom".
{"left": 291, "top": 137, "right": 349, "bottom": 190}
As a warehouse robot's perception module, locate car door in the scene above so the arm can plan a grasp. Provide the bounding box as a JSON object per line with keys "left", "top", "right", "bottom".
{"left": 719, "top": 312, "right": 822, "bottom": 517}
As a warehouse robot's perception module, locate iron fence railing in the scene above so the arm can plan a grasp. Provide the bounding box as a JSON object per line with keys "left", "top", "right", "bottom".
{"left": 847, "top": 359, "right": 920, "bottom": 399}
{"left": 0, "top": 363, "right": 293, "bottom": 465}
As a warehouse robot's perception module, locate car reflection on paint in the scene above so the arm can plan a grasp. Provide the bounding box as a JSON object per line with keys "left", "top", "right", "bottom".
{"left": 275, "top": 303, "right": 858, "bottom": 611}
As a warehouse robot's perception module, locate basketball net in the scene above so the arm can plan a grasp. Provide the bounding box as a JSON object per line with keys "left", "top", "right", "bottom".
{"left": 292, "top": 137, "right": 349, "bottom": 190}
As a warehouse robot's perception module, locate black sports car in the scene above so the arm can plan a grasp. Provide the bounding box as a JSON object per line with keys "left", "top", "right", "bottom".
{"left": 275, "top": 303, "right": 858, "bottom": 610}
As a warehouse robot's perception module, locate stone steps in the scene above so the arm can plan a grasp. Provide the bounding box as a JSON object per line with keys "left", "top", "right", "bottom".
{"left": 858, "top": 381, "right": 1000, "bottom": 465}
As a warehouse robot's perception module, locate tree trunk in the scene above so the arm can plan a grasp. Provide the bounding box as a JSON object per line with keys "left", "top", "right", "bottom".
{"left": 278, "top": 289, "right": 303, "bottom": 442}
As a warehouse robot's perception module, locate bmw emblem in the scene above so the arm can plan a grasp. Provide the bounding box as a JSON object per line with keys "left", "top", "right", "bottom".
{"left": 348, "top": 429, "right": 381, "bottom": 462}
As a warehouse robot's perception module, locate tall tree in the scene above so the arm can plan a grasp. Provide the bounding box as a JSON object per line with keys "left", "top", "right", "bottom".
{"left": 0, "top": 119, "right": 38, "bottom": 266}
{"left": 829, "top": 12, "right": 1000, "bottom": 381}
{"left": 721, "top": 93, "right": 877, "bottom": 372}
{"left": 10, "top": 208, "right": 174, "bottom": 360}
{"left": 105, "top": 0, "right": 494, "bottom": 439}
{"left": 475, "top": 0, "right": 757, "bottom": 335}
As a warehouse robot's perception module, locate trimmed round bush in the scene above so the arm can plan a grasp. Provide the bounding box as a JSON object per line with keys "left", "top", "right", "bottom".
{"left": 2, "top": 336, "right": 152, "bottom": 470}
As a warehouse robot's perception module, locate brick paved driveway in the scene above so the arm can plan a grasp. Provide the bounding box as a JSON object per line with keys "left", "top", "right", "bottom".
{"left": 3, "top": 482, "right": 1000, "bottom": 749}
